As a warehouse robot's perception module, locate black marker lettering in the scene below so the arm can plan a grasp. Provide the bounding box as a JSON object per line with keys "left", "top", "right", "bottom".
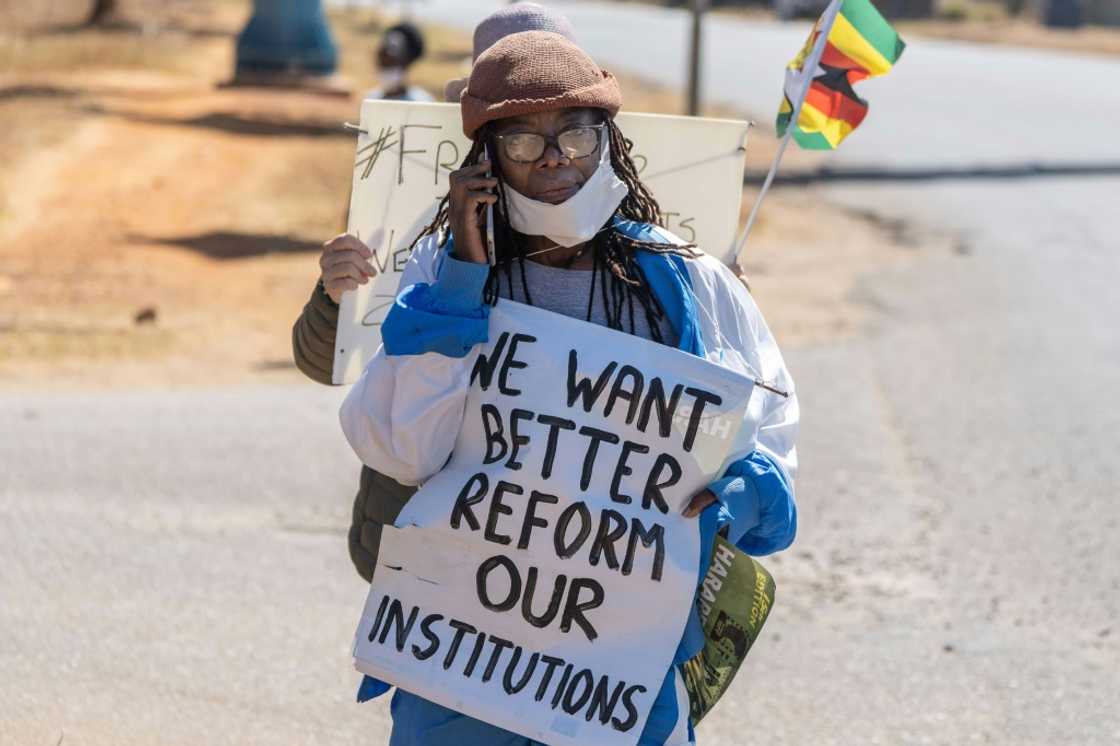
{"left": 624, "top": 518, "right": 666, "bottom": 582}
{"left": 462, "top": 629, "right": 487, "bottom": 678}
{"left": 392, "top": 247, "right": 410, "bottom": 272}
{"left": 505, "top": 408, "right": 534, "bottom": 470}
{"left": 378, "top": 599, "right": 419, "bottom": 652}
{"left": 642, "top": 453, "right": 680, "bottom": 514}
{"left": 481, "top": 404, "right": 508, "bottom": 464}
{"left": 442, "top": 619, "right": 476, "bottom": 670}
{"left": 498, "top": 333, "right": 536, "bottom": 396}
{"left": 519, "top": 490, "right": 558, "bottom": 549}
{"left": 560, "top": 577, "right": 604, "bottom": 642}
{"left": 411, "top": 613, "right": 444, "bottom": 660}
{"left": 577, "top": 426, "right": 620, "bottom": 491}
{"left": 636, "top": 378, "right": 684, "bottom": 438}
{"left": 561, "top": 669, "right": 595, "bottom": 715}
{"left": 610, "top": 440, "right": 650, "bottom": 505}
{"left": 470, "top": 332, "right": 509, "bottom": 389}
{"left": 434, "top": 139, "right": 459, "bottom": 184}
{"left": 588, "top": 509, "right": 628, "bottom": 571}
{"left": 484, "top": 481, "right": 522, "bottom": 546}
{"left": 521, "top": 567, "right": 566, "bottom": 628}
{"left": 679, "top": 216, "right": 696, "bottom": 242}
{"left": 397, "top": 123, "right": 439, "bottom": 185}
{"left": 550, "top": 663, "right": 574, "bottom": 709}
{"left": 481, "top": 635, "right": 514, "bottom": 683}
{"left": 554, "top": 502, "right": 592, "bottom": 558}
{"left": 682, "top": 387, "right": 723, "bottom": 452}
{"left": 366, "top": 594, "right": 390, "bottom": 642}
{"left": 502, "top": 648, "right": 539, "bottom": 695}
{"left": 586, "top": 676, "right": 626, "bottom": 724}
{"left": 567, "top": 350, "right": 617, "bottom": 411}
{"left": 603, "top": 365, "right": 644, "bottom": 424}
{"left": 450, "top": 472, "right": 489, "bottom": 530}
{"left": 536, "top": 414, "right": 575, "bottom": 480}
{"left": 611, "top": 684, "right": 648, "bottom": 732}
{"left": 534, "top": 655, "right": 565, "bottom": 701}
{"left": 476, "top": 555, "right": 520, "bottom": 612}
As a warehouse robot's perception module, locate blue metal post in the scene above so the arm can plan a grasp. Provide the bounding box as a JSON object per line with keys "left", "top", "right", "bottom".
{"left": 234, "top": 0, "right": 339, "bottom": 79}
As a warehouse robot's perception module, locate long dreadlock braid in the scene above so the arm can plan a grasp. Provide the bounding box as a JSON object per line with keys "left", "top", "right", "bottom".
{"left": 406, "top": 111, "right": 698, "bottom": 344}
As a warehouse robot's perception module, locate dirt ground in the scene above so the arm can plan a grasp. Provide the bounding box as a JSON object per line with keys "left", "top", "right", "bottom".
{"left": 0, "top": 0, "right": 928, "bottom": 391}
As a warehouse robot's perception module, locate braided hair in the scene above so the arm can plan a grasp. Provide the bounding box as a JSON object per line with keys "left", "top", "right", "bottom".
{"left": 408, "top": 113, "right": 698, "bottom": 344}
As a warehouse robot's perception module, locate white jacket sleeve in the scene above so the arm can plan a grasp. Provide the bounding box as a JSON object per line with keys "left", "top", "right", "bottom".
{"left": 340, "top": 348, "right": 479, "bottom": 486}
{"left": 339, "top": 237, "right": 489, "bottom": 486}
{"left": 688, "top": 254, "right": 799, "bottom": 483}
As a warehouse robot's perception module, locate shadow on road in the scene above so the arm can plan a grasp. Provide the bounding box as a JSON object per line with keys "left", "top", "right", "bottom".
{"left": 37, "top": 20, "right": 234, "bottom": 39}
{"left": 116, "top": 110, "right": 351, "bottom": 139}
{"left": 133, "top": 231, "right": 321, "bottom": 259}
{"left": 758, "top": 162, "right": 1120, "bottom": 186}
{"left": 0, "top": 84, "right": 82, "bottom": 101}
{"left": 254, "top": 359, "right": 299, "bottom": 372}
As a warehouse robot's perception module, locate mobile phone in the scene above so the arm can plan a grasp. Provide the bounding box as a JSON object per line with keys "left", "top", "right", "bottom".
{"left": 483, "top": 145, "right": 496, "bottom": 266}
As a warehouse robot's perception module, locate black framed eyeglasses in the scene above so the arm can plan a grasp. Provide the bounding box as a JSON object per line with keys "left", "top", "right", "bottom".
{"left": 493, "top": 123, "right": 606, "bottom": 164}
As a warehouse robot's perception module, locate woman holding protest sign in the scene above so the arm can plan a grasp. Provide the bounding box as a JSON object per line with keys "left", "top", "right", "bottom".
{"left": 338, "top": 31, "right": 798, "bottom": 746}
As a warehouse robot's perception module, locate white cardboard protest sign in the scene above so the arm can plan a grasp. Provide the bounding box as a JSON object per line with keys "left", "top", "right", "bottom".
{"left": 351, "top": 301, "right": 755, "bottom": 746}
{"left": 334, "top": 100, "right": 749, "bottom": 384}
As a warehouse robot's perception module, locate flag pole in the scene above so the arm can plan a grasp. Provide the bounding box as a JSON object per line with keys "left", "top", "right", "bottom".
{"left": 734, "top": 124, "right": 794, "bottom": 265}
{"left": 726, "top": 0, "right": 845, "bottom": 268}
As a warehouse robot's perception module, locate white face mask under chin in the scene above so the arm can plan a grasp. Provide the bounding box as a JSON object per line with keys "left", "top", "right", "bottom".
{"left": 503, "top": 138, "right": 629, "bottom": 249}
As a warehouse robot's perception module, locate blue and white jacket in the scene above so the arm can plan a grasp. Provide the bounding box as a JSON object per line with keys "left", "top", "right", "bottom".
{"left": 340, "top": 221, "right": 799, "bottom": 746}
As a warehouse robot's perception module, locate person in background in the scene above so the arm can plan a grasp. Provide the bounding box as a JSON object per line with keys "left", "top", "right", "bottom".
{"left": 366, "top": 21, "right": 432, "bottom": 102}
{"left": 292, "top": 5, "right": 578, "bottom": 583}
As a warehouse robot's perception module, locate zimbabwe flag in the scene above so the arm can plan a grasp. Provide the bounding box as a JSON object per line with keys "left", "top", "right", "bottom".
{"left": 776, "top": 0, "right": 905, "bottom": 150}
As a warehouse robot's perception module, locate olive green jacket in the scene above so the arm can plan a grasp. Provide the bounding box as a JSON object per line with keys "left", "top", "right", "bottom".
{"left": 292, "top": 281, "right": 417, "bottom": 582}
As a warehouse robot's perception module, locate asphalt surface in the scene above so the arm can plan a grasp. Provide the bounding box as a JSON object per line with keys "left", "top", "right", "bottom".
{"left": 4, "top": 3, "right": 1119, "bottom": 744}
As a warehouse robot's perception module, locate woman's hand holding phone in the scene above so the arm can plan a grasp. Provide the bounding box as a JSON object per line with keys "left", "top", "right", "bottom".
{"left": 447, "top": 161, "right": 498, "bottom": 265}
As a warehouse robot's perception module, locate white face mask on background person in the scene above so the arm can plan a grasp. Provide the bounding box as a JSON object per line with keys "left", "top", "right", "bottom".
{"left": 503, "top": 139, "right": 629, "bottom": 248}
{"left": 379, "top": 67, "right": 406, "bottom": 90}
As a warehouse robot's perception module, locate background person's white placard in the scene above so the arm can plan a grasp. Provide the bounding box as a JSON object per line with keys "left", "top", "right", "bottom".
{"left": 351, "top": 301, "right": 755, "bottom": 746}
{"left": 334, "top": 101, "right": 749, "bottom": 384}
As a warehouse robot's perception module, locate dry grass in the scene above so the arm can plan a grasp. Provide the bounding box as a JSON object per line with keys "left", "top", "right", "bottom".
{"left": 0, "top": 30, "right": 189, "bottom": 75}
{"left": 0, "top": 0, "right": 212, "bottom": 30}
{"left": 0, "top": 0, "right": 235, "bottom": 74}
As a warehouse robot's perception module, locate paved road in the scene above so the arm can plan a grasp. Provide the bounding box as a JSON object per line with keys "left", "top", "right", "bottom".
{"left": 0, "top": 386, "right": 390, "bottom": 745}
{"left": 4, "top": 4, "right": 1119, "bottom": 745}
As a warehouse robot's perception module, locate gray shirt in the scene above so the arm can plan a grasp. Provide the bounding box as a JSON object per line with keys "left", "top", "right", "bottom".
{"left": 496, "top": 259, "right": 678, "bottom": 347}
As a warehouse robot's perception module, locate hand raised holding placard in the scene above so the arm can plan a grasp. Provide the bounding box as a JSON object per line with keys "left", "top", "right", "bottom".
{"left": 320, "top": 233, "right": 379, "bottom": 304}
{"left": 447, "top": 161, "right": 498, "bottom": 264}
